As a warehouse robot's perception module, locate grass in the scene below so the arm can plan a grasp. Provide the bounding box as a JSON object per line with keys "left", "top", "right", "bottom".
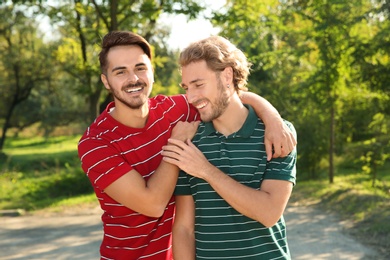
{"left": 0, "top": 135, "right": 389, "bottom": 256}
{"left": 0, "top": 135, "right": 94, "bottom": 212}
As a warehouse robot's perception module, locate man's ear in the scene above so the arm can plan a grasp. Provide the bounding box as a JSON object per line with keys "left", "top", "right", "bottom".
{"left": 222, "top": 67, "right": 234, "bottom": 85}
{"left": 101, "top": 74, "right": 111, "bottom": 91}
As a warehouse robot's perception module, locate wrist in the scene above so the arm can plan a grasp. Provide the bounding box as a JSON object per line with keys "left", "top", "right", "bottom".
{"left": 262, "top": 110, "right": 282, "bottom": 125}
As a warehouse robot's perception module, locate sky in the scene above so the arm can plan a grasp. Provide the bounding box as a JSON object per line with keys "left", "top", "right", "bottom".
{"left": 161, "top": 0, "right": 227, "bottom": 50}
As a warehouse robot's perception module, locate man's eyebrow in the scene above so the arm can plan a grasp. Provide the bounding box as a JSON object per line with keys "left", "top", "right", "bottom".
{"left": 111, "top": 63, "right": 147, "bottom": 72}
{"left": 111, "top": 66, "right": 126, "bottom": 72}
{"left": 135, "top": 62, "right": 147, "bottom": 67}
{"left": 180, "top": 78, "right": 204, "bottom": 88}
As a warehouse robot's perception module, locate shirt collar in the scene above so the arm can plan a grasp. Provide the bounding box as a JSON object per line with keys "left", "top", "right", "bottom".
{"left": 202, "top": 105, "right": 258, "bottom": 138}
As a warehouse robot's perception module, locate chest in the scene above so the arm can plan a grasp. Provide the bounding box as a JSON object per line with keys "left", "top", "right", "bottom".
{"left": 110, "top": 118, "right": 173, "bottom": 177}
{"left": 198, "top": 134, "right": 267, "bottom": 175}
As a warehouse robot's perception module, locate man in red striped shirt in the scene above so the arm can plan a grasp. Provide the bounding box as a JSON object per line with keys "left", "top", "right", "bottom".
{"left": 78, "top": 31, "right": 296, "bottom": 260}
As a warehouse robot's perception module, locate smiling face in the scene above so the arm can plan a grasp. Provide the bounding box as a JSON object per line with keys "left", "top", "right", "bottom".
{"left": 101, "top": 45, "right": 154, "bottom": 110}
{"left": 181, "top": 60, "right": 230, "bottom": 122}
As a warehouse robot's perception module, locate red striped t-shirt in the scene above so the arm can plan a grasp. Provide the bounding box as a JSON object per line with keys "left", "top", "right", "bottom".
{"left": 78, "top": 94, "right": 198, "bottom": 260}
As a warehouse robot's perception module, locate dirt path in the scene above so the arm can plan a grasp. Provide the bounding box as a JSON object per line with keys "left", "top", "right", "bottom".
{"left": 0, "top": 204, "right": 383, "bottom": 260}
{"left": 284, "top": 205, "right": 380, "bottom": 260}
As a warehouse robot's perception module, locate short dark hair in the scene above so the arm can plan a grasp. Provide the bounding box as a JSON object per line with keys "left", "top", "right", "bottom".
{"left": 99, "top": 31, "right": 151, "bottom": 74}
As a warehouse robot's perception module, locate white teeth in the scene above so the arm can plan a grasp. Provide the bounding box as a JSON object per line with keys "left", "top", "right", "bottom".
{"left": 195, "top": 101, "right": 207, "bottom": 109}
{"left": 125, "top": 87, "right": 142, "bottom": 93}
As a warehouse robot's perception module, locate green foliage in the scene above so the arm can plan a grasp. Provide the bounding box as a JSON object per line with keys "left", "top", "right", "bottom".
{"left": 151, "top": 41, "right": 183, "bottom": 96}
{"left": 359, "top": 113, "right": 390, "bottom": 186}
{"left": 0, "top": 4, "right": 58, "bottom": 149}
{"left": 0, "top": 136, "right": 93, "bottom": 211}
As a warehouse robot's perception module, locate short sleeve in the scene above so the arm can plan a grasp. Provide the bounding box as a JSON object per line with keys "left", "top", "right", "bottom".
{"left": 263, "top": 120, "right": 297, "bottom": 185}
{"left": 174, "top": 170, "right": 192, "bottom": 195}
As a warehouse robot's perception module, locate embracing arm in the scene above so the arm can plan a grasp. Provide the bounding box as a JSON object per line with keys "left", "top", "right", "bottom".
{"left": 240, "top": 92, "right": 296, "bottom": 160}
{"left": 104, "top": 160, "right": 179, "bottom": 218}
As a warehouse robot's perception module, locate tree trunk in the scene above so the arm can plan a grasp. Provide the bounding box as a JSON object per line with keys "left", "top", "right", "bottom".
{"left": 329, "top": 104, "right": 335, "bottom": 183}
{"left": 0, "top": 99, "right": 17, "bottom": 151}
{"left": 88, "top": 88, "right": 103, "bottom": 123}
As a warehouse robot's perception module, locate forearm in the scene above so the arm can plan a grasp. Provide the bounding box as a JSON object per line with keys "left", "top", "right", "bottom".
{"left": 240, "top": 92, "right": 297, "bottom": 159}
{"left": 143, "top": 121, "right": 198, "bottom": 214}
{"left": 146, "top": 160, "right": 180, "bottom": 209}
{"left": 173, "top": 227, "right": 195, "bottom": 260}
{"left": 173, "top": 195, "right": 196, "bottom": 260}
{"left": 202, "top": 165, "right": 291, "bottom": 227}
{"left": 240, "top": 92, "right": 280, "bottom": 124}
{"left": 103, "top": 160, "right": 179, "bottom": 218}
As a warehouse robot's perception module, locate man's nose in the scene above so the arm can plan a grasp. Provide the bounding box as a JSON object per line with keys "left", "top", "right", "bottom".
{"left": 186, "top": 88, "right": 196, "bottom": 104}
{"left": 127, "top": 70, "right": 139, "bottom": 83}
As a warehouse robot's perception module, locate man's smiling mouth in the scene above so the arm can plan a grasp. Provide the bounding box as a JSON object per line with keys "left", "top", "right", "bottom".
{"left": 125, "top": 87, "right": 143, "bottom": 93}
{"left": 194, "top": 100, "right": 208, "bottom": 109}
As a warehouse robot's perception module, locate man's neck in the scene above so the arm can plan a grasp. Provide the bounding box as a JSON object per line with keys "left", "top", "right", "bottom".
{"left": 212, "top": 95, "right": 248, "bottom": 137}
{"left": 110, "top": 102, "right": 149, "bottom": 128}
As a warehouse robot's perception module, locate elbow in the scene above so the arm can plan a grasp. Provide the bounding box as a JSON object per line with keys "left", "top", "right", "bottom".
{"left": 146, "top": 212, "right": 164, "bottom": 218}
{"left": 257, "top": 214, "right": 282, "bottom": 228}
{"left": 131, "top": 197, "right": 167, "bottom": 218}
{"left": 261, "top": 219, "right": 279, "bottom": 228}
{"left": 141, "top": 194, "right": 172, "bottom": 218}
{"left": 144, "top": 205, "right": 166, "bottom": 218}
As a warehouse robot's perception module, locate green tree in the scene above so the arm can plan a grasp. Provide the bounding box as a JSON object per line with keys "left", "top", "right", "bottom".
{"left": 0, "top": 4, "right": 53, "bottom": 150}
{"left": 350, "top": 0, "right": 390, "bottom": 185}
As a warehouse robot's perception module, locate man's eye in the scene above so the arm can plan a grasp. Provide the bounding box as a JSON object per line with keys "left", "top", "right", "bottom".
{"left": 115, "top": 71, "right": 124, "bottom": 75}
{"left": 136, "top": 67, "right": 147, "bottom": 71}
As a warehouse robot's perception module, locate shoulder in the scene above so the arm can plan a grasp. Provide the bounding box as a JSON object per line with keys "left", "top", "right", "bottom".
{"left": 78, "top": 111, "right": 120, "bottom": 152}
{"left": 149, "top": 94, "right": 197, "bottom": 121}
{"left": 150, "top": 94, "right": 188, "bottom": 107}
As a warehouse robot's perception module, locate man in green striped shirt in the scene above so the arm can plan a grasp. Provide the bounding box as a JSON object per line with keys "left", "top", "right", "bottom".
{"left": 162, "top": 36, "right": 297, "bottom": 260}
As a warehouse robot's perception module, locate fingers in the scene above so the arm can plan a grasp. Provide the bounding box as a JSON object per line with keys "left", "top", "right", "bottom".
{"left": 265, "top": 139, "right": 273, "bottom": 161}
{"left": 162, "top": 139, "right": 192, "bottom": 160}
{"left": 272, "top": 144, "right": 282, "bottom": 158}
{"left": 161, "top": 147, "right": 180, "bottom": 161}
{"left": 291, "top": 131, "right": 298, "bottom": 146}
{"left": 273, "top": 132, "right": 297, "bottom": 158}
{"left": 167, "top": 138, "right": 186, "bottom": 148}
{"left": 162, "top": 155, "right": 179, "bottom": 166}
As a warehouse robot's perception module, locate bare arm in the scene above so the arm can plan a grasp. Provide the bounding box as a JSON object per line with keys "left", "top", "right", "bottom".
{"left": 104, "top": 121, "right": 200, "bottom": 218}
{"left": 173, "top": 195, "right": 196, "bottom": 260}
{"left": 162, "top": 139, "right": 292, "bottom": 226}
{"left": 240, "top": 92, "right": 296, "bottom": 160}
{"left": 104, "top": 161, "right": 179, "bottom": 217}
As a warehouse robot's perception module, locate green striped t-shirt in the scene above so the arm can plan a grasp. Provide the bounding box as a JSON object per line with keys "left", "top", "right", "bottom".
{"left": 175, "top": 105, "right": 297, "bottom": 260}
